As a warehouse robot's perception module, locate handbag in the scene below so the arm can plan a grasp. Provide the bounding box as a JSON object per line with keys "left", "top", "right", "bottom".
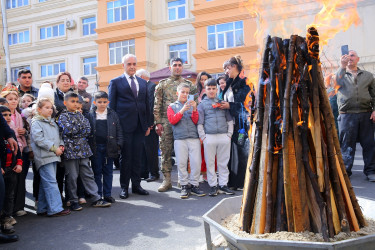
{"left": 237, "top": 103, "right": 247, "bottom": 147}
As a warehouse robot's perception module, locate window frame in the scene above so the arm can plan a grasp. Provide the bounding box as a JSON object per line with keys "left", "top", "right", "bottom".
{"left": 10, "top": 65, "right": 30, "bottom": 82}
{"left": 108, "top": 39, "right": 135, "bottom": 65}
{"left": 167, "top": 0, "right": 187, "bottom": 22}
{"left": 39, "top": 23, "right": 65, "bottom": 41}
{"left": 6, "top": 0, "right": 29, "bottom": 9}
{"left": 83, "top": 56, "right": 97, "bottom": 76}
{"left": 107, "top": 0, "right": 135, "bottom": 24}
{"left": 82, "top": 16, "right": 97, "bottom": 36}
{"left": 40, "top": 62, "right": 66, "bottom": 78}
{"left": 8, "top": 30, "right": 30, "bottom": 46}
{"left": 168, "top": 42, "right": 189, "bottom": 65}
{"left": 207, "top": 21, "right": 244, "bottom": 51}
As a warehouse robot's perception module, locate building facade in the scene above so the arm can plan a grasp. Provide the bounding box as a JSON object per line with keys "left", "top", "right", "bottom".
{"left": 0, "top": 0, "right": 98, "bottom": 92}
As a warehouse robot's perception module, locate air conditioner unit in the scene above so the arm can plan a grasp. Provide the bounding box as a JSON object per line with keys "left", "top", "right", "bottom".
{"left": 66, "top": 20, "right": 76, "bottom": 30}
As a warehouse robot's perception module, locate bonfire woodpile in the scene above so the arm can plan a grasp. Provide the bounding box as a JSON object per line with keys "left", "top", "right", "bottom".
{"left": 240, "top": 27, "right": 367, "bottom": 242}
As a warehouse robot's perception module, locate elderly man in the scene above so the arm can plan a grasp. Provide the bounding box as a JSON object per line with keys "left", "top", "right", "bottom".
{"left": 336, "top": 50, "right": 375, "bottom": 182}
{"left": 136, "top": 69, "right": 160, "bottom": 182}
{"left": 154, "top": 58, "right": 198, "bottom": 192}
{"left": 108, "top": 54, "right": 151, "bottom": 199}
{"left": 17, "top": 69, "right": 39, "bottom": 98}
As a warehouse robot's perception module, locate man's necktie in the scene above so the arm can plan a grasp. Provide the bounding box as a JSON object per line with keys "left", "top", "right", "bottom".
{"left": 130, "top": 76, "right": 137, "bottom": 98}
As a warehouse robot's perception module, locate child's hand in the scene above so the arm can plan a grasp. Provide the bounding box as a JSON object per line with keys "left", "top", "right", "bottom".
{"left": 59, "top": 145, "right": 65, "bottom": 152}
{"left": 17, "top": 128, "right": 26, "bottom": 135}
{"left": 55, "top": 148, "right": 63, "bottom": 156}
{"left": 180, "top": 103, "right": 191, "bottom": 114}
{"left": 13, "top": 165, "right": 22, "bottom": 173}
{"left": 190, "top": 101, "right": 197, "bottom": 111}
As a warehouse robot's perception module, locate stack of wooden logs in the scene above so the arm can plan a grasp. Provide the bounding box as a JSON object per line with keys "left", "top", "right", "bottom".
{"left": 240, "top": 27, "right": 367, "bottom": 242}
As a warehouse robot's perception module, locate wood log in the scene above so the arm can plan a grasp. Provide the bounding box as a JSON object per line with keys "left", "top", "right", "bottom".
{"left": 282, "top": 35, "right": 297, "bottom": 232}
{"left": 276, "top": 154, "right": 287, "bottom": 231}
{"left": 240, "top": 36, "right": 272, "bottom": 232}
{"left": 315, "top": 59, "right": 350, "bottom": 234}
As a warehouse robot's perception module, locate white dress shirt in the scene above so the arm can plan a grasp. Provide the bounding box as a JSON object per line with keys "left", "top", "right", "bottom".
{"left": 124, "top": 72, "right": 139, "bottom": 96}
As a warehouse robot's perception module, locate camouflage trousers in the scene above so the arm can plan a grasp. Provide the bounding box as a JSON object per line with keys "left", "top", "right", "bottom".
{"left": 159, "top": 122, "right": 174, "bottom": 174}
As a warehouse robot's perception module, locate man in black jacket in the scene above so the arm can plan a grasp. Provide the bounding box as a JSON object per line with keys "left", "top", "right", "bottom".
{"left": 0, "top": 113, "right": 19, "bottom": 242}
{"left": 136, "top": 69, "right": 160, "bottom": 182}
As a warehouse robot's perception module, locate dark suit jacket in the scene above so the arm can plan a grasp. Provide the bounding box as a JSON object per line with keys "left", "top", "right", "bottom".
{"left": 108, "top": 74, "right": 151, "bottom": 133}
{"left": 146, "top": 81, "right": 156, "bottom": 125}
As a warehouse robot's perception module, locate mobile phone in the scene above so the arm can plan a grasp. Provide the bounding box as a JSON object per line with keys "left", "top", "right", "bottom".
{"left": 341, "top": 45, "right": 349, "bottom": 56}
{"left": 188, "top": 95, "right": 194, "bottom": 102}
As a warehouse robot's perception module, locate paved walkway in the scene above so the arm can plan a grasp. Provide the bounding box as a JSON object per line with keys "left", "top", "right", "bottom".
{"left": 3, "top": 143, "right": 374, "bottom": 250}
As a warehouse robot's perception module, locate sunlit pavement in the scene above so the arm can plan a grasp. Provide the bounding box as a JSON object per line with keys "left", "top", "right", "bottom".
{"left": 7, "top": 143, "right": 375, "bottom": 249}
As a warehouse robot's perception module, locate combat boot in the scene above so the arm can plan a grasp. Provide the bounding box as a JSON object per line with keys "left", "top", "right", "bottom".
{"left": 158, "top": 172, "right": 172, "bottom": 192}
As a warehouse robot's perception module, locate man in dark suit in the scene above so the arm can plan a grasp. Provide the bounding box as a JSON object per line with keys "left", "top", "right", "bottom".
{"left": 136, "top": 69, "right": 160, "bottom": 182}
{"left": 108, "top": 54, "right": 151, "bottom": 199}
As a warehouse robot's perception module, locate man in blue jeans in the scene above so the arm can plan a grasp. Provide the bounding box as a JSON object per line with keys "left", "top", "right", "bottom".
{"left": 0, "top": 112, "right": 19, "bottom": 242}
{"left": 336, "top": 50, "right": 375, "bottom": 181}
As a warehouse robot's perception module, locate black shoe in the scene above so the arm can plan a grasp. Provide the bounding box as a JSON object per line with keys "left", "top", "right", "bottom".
{"left": 104, "top": 196, "right": 116, "bottom": 203}
{"left": 119, "top": 189, "right": 129, "bottom": 199}
{"left": 218, "top": 185, "right": 235, "bottom": 195}
{"left": 70, "top": 202, "right": 83, "bottom": 211}
{"left": 180, "top": 185, "right": 190, "bottom": 199}
{"left": 146, "top": 175, "right": 159, "bottom": 182}
{"left": 0, "top": 233, "right": 18, "bottom": 243}
{"left": 191, "top": 185, "right": 206, "bottom": 197}
{"left": 92, "top": 199, "right": 111, "bottom": 208}
{"left": 209, "top": 186, "right": 218, "bottom": 197}
{"left": 132, "top": 186, "right": 149, "bottom": 195}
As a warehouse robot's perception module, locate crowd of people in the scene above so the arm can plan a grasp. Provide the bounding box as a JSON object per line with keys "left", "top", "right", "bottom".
{"left": 1, "top": 49, "right": 374, "bottom": 244}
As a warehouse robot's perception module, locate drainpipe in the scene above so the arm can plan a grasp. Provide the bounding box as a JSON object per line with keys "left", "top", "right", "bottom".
{"left": 1, "top": 0, "right": 11, "bottom": 82}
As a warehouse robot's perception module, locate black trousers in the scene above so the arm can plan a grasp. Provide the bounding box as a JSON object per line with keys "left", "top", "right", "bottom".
{"left": 120, "top": 122, "right": 145, "bottom": 189}
{"left": 0, "top": 168, "right": 5, "bottom": 212}
{"left": 3, "top": 170, "right": 18, "bottom": 217}
{"left": 143, "top": 128, "right": 159, "bottom": 178}
{"left": 14, "top": 151, "right": 29, "bottom": 212}
{"left": 338, "top": 112, "right": 375, "bottom": 176}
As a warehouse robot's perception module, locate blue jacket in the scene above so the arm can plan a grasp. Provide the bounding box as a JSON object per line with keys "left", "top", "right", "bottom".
{"left": 108, "top": 74, "right": 151, "bottom": 133}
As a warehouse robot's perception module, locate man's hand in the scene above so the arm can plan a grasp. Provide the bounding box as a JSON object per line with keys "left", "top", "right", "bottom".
{"left": 145, "top": 127, "right": 151, "bottom": 136}
{"left": 219, "top": 101, "right": 230, "bottom": 110}
{"left": 1, "top": 168, "right": 4, "bottom": 175}
{"left": 13, "top": 165, "right": 22, "bottom": 173}
{"left": 340, "top": 55, "right": 349, "bottom": 69}
{"left": 370, "top": 111, "right": 375, "bottom": 123}
{"left": 156, "top": 124, "right": 164, "bottom": 136}
{"left": 7, "top": 137, "right": 18, "bottom": 155}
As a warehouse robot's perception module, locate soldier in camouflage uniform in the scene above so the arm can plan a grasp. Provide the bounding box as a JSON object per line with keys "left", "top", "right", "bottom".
{"left": 154, "top": 58, "right": 198, "bottom": 192}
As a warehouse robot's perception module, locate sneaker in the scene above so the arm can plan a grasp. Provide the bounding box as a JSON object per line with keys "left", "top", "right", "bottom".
{"left": 50, "top": 209, "right": 71, "bottom": 217}
{"left": 104, "top": 196, "right": 116, "bottom": 203}
{"left": 191, "top": 185, "right": 206, "bottom": 197}
{"left": 368, "top": 174, "right": 375, "bottom": 182}
{"left": 14, "top": 210, "right": 27, "bottom": 217}
{"left": 70, "top": 202, "right": 83, "bottom": 211}
{"left": 78, "top": 198, "right": 87, "bottom": 204}
{"left": 209, "top": 186, "right": 218, "bottom": 197}
{"left": 180, "top": 185, "right": 190, "bottom": 199}
{"left": 218, "top": 185, "right": 235, "bottom": 195}
{"left": 92, "top": 199, "right": 111, "bottom": 208}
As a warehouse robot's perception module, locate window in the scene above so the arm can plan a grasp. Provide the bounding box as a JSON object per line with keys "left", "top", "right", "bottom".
{"left": 107, "top": 0, "right": 135, "bottom": 24}
{"left": 109, "top": 39, "right": 135, "bottom": 65}
{"left": 6, "top": 0, "right": 29, "bottom": 9}
{"left": 83, "top": 17, "right": 96, "bottom": 36}
{"left": 169, "top": 43, "right": 188, "bottom": 64}
{"left": 168, "top": 0, "right": 186, "bottom": 21}
{"left": 8, "top": 30, "right": 30, "bottom": 46}
{"left": 10, "top": 66, "right": 30, "bottom": 82}
{"left": 83, "top": 57, "right": 97, "bottom": 75}
{"left": 41, "top": 62, "right": 65, "bottom": 78}
{"left": 40, "top": 24, "right": 65, "bottom": 40}
{"left": 39, "top": 0, "right": 47, "bottom": 2}
{"left": 207, "top": 21, "right": 244, "bottom": 50}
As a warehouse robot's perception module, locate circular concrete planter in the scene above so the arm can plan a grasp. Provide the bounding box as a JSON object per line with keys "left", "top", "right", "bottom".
{"left": 203, "top": 196, "right": 375, "bottom": 250}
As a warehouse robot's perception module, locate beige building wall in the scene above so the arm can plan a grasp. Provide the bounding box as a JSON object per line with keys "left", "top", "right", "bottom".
{"left": 1, "top": 0, "right": 98, "bottom": 93}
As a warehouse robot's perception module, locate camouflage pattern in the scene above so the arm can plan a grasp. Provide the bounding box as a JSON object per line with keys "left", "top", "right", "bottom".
{"left": 154, "top": 75, "right": 198, "bottom": 173}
